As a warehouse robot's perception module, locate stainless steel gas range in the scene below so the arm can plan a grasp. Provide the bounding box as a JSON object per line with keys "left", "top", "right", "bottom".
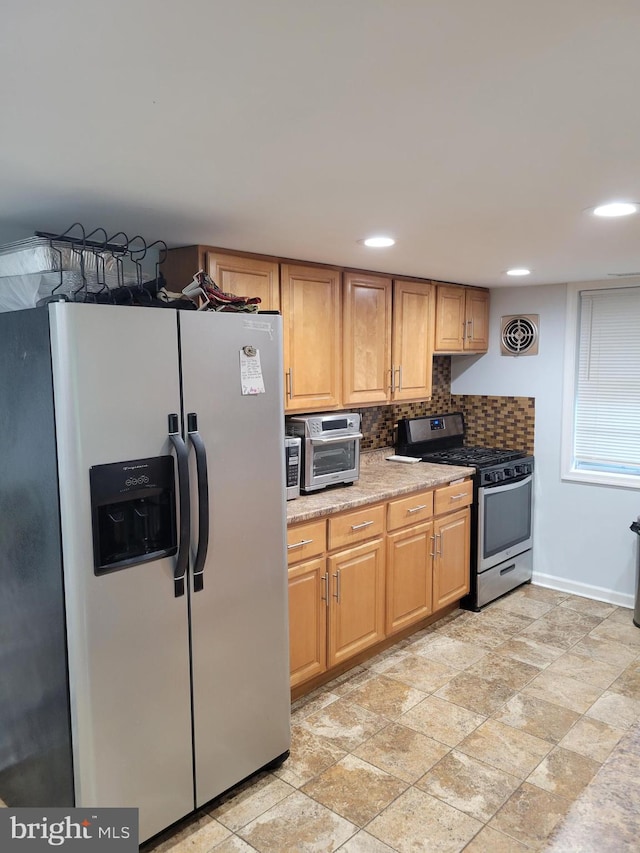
{"left": 396, "top": 412, "right": 534, "bottom": 611}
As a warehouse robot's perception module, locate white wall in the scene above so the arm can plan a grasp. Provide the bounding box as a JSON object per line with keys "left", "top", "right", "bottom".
{"left": 451, "top": 283, "right": 638, "bottom": 607}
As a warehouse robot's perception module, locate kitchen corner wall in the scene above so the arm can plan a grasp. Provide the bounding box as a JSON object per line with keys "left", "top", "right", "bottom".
{"left": 358, "top": 356, "right": 535, "bottom": 455}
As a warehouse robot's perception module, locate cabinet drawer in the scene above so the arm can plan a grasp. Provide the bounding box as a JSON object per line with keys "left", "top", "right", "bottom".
{"left": 434, "top": 480, "right": 473, "bottom": 515}
{"left": 387, "top": 490, "right": 434, "bottom": 532}
{"left": 328, "top": 504, "right": 385, "bottom": 551}
{"left": 287, "top": 519, "right": 327, "bottom": 565}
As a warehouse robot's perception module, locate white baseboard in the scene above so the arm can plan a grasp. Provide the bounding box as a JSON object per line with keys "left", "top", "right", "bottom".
{"left": 532, "top": 572, "right": 635, "bottom": 610}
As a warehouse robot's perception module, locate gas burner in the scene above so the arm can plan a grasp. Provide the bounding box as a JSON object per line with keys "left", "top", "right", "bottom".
{"left": 421, "top": 446, "right": 525, "bottom": 468}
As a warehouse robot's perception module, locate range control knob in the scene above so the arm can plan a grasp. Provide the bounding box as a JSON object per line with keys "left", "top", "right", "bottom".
{"left": 503, "top": 467, "right": 514, "bottom": 478}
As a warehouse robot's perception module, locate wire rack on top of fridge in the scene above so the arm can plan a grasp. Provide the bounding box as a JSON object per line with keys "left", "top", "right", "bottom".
{"left": 0, "top": 222, "right": 169, "bottom": 312}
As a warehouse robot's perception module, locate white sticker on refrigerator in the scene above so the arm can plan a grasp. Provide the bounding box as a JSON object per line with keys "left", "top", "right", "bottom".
{"left": 240, "top": 346, "right": 265, "bottom": 394}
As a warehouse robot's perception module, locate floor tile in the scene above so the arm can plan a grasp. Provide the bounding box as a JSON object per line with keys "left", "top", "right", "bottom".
{"left": 589, "top": 619, "right": 640, "bottom": 649}
{"left": 571, "top": 634, "right": 638, "bottom": 668}
{"left": 609, "top": 661, "right": 640, "bottom": 699}
{"left": 399, "top": 695, "right": 486, "bottom": 747}
{"left": 459, "top": 824, "right": 529, "bottom": 852}
{"left": 519, "top": 617, "right": 594, "bottom": 650}
{"left": 521, "top": 669, "right": 604, "bottom": 714}
{"left": 488, "top": 782, "right": 571, "bottom": 850}
{"left": 488, "top": 593, "right": 554, "bottom": 620}
{"left": 412, "top": 633, "right": 488, "bottom": 669}
{"left": 470, "top": 608, "right": 535, "bottom": 635}
{"left": 518, "top": 586, "right": 569, "bottom": 605}
{"left": 557, "top": 716, "right": 626, "bottom": 763}
{"left": 602, "top": 606, "right": 636, "bottom": 626}
{"left": 301, "top": 754, "right": 408, "bottom": 827}
{"left": 464, "top": 652, "right": 539, "bottom": 690}
{"left": 559, "top": 595, "right": 617, "bottom": 619}
{"left": 211, "top": 838, "right": 255, "bottom": 853}
{"left": 273, "top": 724, "right": 346, "bottom": 788}
{"left": 211, "top": 774, "right": 294, "bottom": 832}
{"left": 337, "top": 830, "right": 395, "bottom": 852}
{"left": 491, "top": 692, "right": 580, "bottom": 743}
{"left": 148, "top": 814, "right": 231, "bottom": 853}
{"left": 291, "top": 690, "right": 341, "bottom": 721}
{"left": 434, "top": 672, "right": 518, "bottom": 715}
{"left": 298, "top": 697, "right": 388, "bottom": 752}
{"left": 380, "top": 652, "right": 457, "bottom": 693}
{"left": 457, "top": 719, "right": 551, "bottom": 780}
{"left": 345, "top": 674, "right": 427, "bottom": 719}
{"left": 366, "top": 786, "right": 482, "bottom": 853}
{"left": 526, "top": 745, "right": 600, "bottom": 799}
{"left": 584, "top": 690, "right": 640, "bottom": 729}
{"left": 238, "top": 790, "right": 356, "bottom": 853}
{"left": 491, "top": 635, "right": 565, "bottom": 669}
{"left": 352, "top": 721, "right": 449, "bottom": 782}
{"left": 434, "top": 620, "right": 506, "bottom": 649}
{"left": 415, "top": 750, "right": 520, "bottom": 822}
{"left": 544, "top": 651, "right": 624, "bottom": 689}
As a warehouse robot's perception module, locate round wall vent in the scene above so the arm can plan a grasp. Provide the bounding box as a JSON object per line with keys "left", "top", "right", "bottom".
{"left": 500, "top": 315, "right": 539, "bottom": 356}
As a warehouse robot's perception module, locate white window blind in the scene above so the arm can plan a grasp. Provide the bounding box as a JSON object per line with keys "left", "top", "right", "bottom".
{"left": 574, "top": 285, "right": 640, "bottom": 476}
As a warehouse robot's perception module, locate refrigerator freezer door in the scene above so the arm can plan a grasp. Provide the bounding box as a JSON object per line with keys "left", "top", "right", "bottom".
{"left": 49, "top": 303, "right": 194, "bottom": 842}
{"left": 179, "top": 311, "right": 291, "bottom": 807}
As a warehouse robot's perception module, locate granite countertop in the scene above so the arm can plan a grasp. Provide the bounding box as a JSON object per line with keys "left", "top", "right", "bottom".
{"left": 286, "top": 448, "right": 475, "bottom": 524}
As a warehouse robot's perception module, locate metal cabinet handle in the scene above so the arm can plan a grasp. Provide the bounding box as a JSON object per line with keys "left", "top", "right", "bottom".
{"left": 439, "top": 532, "right": 444, "bottom": 558}
{"left": 430, "top": 535, "right": 436, "bottom": 558}
{"left": 407, "top": 504, "right": 428, "bottom": 514}
{"left": 321, "top": 572, "right": 329, "bottom": 602}
{"left": 332, "top": 570, "right": 341, "bottom": 602}
{"left": 397, "top": 364, "right": 403, "bottom": 391}
{"left": 449, "top": 492, "right": 468, "bottom": 500}
{"left": 287, "top": 538, "right": 313, "bottom": 550}
{"left": 436, "top": 532, "right": 442, "bottom": 557}
{"left": 388, "top": 366, "right": 395, "bottom": 392}
{"left": 286, "top": 368, "right": 293, "bottom": 399}
{"left": 351, "top": 520, "right": 374, "bottom": 531}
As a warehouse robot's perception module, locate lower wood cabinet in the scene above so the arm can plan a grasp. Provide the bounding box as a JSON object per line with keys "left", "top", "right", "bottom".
{"left": 287, "top": 479, "right": 472, "bottom": 693}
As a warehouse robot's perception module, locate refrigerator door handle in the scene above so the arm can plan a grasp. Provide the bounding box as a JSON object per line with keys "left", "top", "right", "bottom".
{"left": 168, "top": 413, "right": 190, "bottom": 597}
{"left": 187, "top": 412, "right": 210, "bottom": 593}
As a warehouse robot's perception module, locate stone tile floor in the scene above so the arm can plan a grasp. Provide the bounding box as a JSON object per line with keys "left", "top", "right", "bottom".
{"left": 143, "top": 584, "right": 640, "bottom": 851}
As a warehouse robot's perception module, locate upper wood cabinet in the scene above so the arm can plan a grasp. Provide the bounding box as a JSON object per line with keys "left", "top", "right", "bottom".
{"left": 434, "top": 285, "right": 489, "bottom": 353}
{"left": 160, "top": 246, "right": 280, "bottom": 310}
{"left": 342, "top": 273, "right": 392, "bottom": 406}
{"left": 281, "top": 264, "right": 342, "bottom": 412}
{"left": 342, "top": 274, "right": 435, "bottom": 406}
{"left": 205, "top": 251, "right": 280, "bottom": 310}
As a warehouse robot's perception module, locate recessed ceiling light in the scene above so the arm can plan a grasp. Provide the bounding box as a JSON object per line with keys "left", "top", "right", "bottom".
{"left": 592, "top": 202, "right": 639, "bottom": 217}
{"left": 362, "top": 236, "right": 396, "bottom": 248}
{"left": 506, "top": 268, "right": 531, "bottom": 276}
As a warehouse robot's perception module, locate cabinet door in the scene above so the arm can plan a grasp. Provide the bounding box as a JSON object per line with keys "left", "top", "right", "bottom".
{"left": 392, "top": 280, "right": 435, "bottom": 400}
{"left": 206, "top": 252, "right": 280, "bottom": 311}
{"left": 327, "top": 539, "right": 385, "bottom": 668}
{"left": 288, "top": 557, "right": 327, "bottom": 688}
{"left": 281, "top": 264, "right": 342, "bottom": 412}
{"left": 464, "top": 289, "right": 489, "bottom": 352}
{"left": 434, "top": 285, "right": 465, "bottom": 352}
{"left": 433, "top": 508, "right": 470, "bottom": 609}
{"left": 386, "top": 521, "right": 434, "bottom": 635}
{"left": 342, "top": 273, "right": 392, "bottom": 405}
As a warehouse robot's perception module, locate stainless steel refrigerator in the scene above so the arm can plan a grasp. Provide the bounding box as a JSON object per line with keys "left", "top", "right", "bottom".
{"left": 0, "top": 303, "right": 291, "bottom": 843}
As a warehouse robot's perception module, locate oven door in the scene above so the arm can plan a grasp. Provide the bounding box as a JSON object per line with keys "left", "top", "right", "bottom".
{"left": 305, "top": 434, "right": 361, "bottom": 489}
{"left": 477, "top": 474, "right": 533, "bottom": 572}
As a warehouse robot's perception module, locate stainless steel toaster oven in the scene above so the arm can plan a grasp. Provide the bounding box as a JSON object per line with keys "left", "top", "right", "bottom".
{"left": 286, "top": 413, "right": 362, "bottom": 493}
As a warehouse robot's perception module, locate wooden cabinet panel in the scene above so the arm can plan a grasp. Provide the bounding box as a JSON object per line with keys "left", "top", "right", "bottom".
{"left": 387, "top": 489, "right": 434, "bottom": 532}
{"left": 386, "top": 521, "right": 433, "bottom": 635}
{"left": 434, "top": 480, "right": 473, "bottom": 516}
{"left": 328, "top": 504, "right": 385, "bottom": 551}
{"left": 287, "top": 519, "right": 327, "bottom": 566}
{"left": 434, "top": 285, "right": 490, "bottom": 353}
{"left": 205, "top": 252, "right": 279, "bottom": 310}
{"left": 392, "top": 280, "right": 435, "bottom": 401}
{"left": 288, "top": 557, "right": 327, "bottom": 688}
{"left": 281, "top": 264, "right": 342, "bottom": 412}
{"left": 327, "top": 539, "right": 385, "bottom": 667}
{"left": 433, "top": 508, "right": 470, "bottom": 609}
{"left": 342, "top": 273, "right": 392, "bottom": 405}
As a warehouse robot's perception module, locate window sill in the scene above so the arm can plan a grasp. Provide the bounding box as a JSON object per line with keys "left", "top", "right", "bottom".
{"left": 561, "top": 467, "right": 640, "bottom": 490}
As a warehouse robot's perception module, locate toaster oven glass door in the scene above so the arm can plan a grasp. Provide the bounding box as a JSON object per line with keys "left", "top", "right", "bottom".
{"left": 312, "top": 439, "right": 358, "bottom": 477}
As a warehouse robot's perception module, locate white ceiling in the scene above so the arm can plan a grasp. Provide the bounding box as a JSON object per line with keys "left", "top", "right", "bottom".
{"left": 2, "top": 0, "right": 640, "bottom": 287}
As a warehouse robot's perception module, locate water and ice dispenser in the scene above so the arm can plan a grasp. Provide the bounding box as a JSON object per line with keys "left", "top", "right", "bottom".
{"left": 90, "top": 456, "right": 177, "bottom": 573}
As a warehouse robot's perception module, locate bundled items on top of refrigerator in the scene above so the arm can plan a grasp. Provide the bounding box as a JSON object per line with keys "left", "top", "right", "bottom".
{"left": 0, "top": 223, "right": 166, "bottom": 311}
{"left": 0, "top": 223, "right": 263, "bottom": 314}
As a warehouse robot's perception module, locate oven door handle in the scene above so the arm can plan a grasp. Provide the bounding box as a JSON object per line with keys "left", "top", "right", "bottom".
{"left": 480, "top": 473, "right": 533, "bottom": 494}
{"left": 309, "top": 433, "right": 364, "bottom": 445}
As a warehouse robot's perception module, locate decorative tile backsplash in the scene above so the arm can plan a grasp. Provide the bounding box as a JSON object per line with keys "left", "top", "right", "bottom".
{"left": 354, "top": 357, "right": 535, "bottom": 454}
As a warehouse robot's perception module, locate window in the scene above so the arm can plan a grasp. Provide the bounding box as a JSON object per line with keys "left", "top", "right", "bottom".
{"left": 562, "top": 281, "right": 640, "bottom": 488}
